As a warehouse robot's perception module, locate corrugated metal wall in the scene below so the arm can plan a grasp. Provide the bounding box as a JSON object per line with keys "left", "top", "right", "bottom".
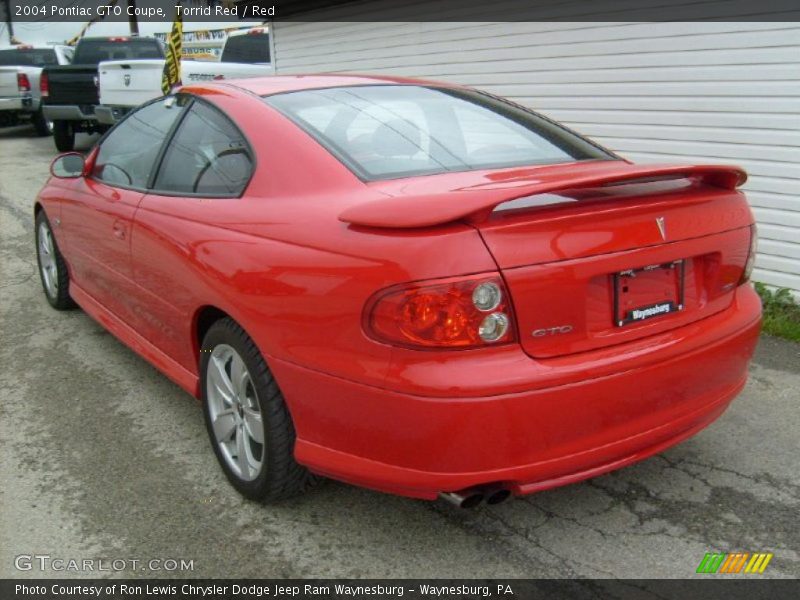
{"left": 272, "top": 9, "right": 800, "bottom": 292}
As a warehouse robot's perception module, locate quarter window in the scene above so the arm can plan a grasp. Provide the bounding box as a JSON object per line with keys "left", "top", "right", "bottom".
{"left": 93, "top": 97, "right": 186, "bottom": 189}
{"left": 153, "top": 101, "right": 252, "bottom": 196}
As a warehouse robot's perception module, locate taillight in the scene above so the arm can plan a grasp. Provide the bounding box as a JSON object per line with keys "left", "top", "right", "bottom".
{"left": 365, "top": 274, "right": 516, "bottom": 349}
{"left": 39, "top": 72, "right": 49, "bottom": 97}
{"left": 17, "top": 72, "right": 31, "bottom": 93}
{"left": 740, "top": 224, "right": 758, "bottom": 285}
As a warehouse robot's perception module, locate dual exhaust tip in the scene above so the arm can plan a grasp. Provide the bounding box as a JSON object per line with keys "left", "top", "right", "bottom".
{"left": 439, "top": 486, "right": 512, "bottom": 509}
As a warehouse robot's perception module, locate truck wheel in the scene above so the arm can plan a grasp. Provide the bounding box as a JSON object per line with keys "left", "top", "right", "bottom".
{"left": 32, "top": 109, "right": 53, "bottom": 136}
{"left": 53, "top": 121, "right": 75, "bottom": 152}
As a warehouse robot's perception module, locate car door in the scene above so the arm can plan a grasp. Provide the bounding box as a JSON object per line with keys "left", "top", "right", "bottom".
{"left": 59, "top": 96, "right": 186, "bottom": 322}
{"left": 130, "top": 98, "right": 254, "bottom": 371}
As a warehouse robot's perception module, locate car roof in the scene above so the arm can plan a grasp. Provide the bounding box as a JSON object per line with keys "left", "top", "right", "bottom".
{"left": 217, "top": 74, "right": 462, "bottom": 96}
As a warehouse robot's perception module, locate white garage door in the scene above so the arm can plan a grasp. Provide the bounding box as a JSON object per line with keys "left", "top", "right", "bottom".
{"left": 272, "top": 9, "right": 800, "bottom": 293}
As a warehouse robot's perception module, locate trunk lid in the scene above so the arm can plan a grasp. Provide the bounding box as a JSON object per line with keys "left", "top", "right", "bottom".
{"left": 99, "top": 59, "right": 165, "bottom": 107}
{"left": 44, "top": 65, "right": 99, "bottom": 106}
{"left": 343, "top": 160, "right": 754, "bottom": 358}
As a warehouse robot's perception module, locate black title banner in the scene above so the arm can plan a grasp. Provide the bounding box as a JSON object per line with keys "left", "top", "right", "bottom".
{"left": 6, "top": 0, "right": 266, "bottom": 23}
{"left": 3, "top": 579, "right": 800, "bottom": 600}
{"left": 3, "top": 0, "right": 800, "bottom": 23}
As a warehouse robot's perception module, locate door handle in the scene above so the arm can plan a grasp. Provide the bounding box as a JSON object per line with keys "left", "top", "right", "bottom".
{"left": 112, "top": 221, "right": 127, "bottom": 240}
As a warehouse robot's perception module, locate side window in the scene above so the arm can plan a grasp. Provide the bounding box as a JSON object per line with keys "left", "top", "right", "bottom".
{"left": 154, "top": 101, "right": 252, "bottom": 196}
{"left": 93, "top": 97, "right": 186, "bottom": 188}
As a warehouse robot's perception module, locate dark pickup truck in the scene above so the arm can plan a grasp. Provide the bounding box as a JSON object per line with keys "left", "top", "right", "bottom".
{"left": 42, "top": 36, "right": 164, "bottom": 151}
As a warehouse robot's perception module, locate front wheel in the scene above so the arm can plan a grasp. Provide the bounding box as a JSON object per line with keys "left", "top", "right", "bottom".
{"left": 200, "top": 318, "right": 318, "bottom": 502}
{"left": 52, "top": 120, "right": 75, "bottom": 151}
{"left": 35, "top": 211, "right": 75, "bottom": 310}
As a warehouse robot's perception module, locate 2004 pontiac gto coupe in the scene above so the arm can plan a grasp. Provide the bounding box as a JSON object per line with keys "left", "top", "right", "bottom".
{"left": 35, "top": 75, "right": 761, "bottom": 507}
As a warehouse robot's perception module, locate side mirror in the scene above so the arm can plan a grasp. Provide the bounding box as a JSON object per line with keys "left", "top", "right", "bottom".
{"left": 50, "top": 153, "right": 85, "bottom": 179}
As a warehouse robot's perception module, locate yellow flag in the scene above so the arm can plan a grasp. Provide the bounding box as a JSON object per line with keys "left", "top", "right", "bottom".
{"left": 161, "top": 6, "right": 183, "bottom": 95}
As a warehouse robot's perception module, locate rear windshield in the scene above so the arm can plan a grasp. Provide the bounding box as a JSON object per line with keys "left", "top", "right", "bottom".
{"left": 0, "top": 48, "right": 57, "bottom": 67}
{"left": 221, "top": 34, "right": 270, "bottom": 64}
{"left": 73, "top": 39, "right": 164, "bottom": 65}
{"left": 264, "top": 85, "right": 612, "bottom": 180}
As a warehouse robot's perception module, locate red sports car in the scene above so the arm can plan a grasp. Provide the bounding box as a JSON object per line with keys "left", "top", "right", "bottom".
{"left": 35, "top": 75, "right": 761, "bottom": 507}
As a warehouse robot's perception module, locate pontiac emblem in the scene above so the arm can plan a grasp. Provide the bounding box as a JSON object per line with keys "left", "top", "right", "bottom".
{"left": 655, "top": 217, "right": 666, "bottom": 241}
{"left": 124, "top": 74, "right": 131, "bottom": 87}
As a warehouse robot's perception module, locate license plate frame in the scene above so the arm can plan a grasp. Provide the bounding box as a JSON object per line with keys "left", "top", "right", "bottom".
{"left": 613, "top": 260, "right": 685, "bottom": 327}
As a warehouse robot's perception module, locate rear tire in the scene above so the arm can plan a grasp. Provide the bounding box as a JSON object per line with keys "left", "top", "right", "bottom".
{"left": 53, "top": 120, "right": 75, "bottom": 151}
{"left": 200, "top": 318, "right": 319, "bottom": 502}
{"left": 32, "top": 108, "right": 52, "bottom": 136}
{"left": 35, "top": 211, "right": 75, "bottom": 310}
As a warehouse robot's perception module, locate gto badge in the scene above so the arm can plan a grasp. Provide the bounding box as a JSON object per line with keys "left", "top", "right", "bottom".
{"left": 655, "top": 216, "right": 667, "bottom": 241}
{"left": 124, "top": 74, "right": 131, "bottom": 87}
{"left": 532, "top": 325, "right": 574, "bottom": 337}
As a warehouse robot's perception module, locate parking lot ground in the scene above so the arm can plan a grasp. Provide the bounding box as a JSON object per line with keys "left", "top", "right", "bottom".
{"left": 1, "top": 125, "right": 799, "bottom": 579}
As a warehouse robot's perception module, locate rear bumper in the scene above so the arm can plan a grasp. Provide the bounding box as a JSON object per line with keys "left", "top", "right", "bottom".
{"left": 95, "top": 105, "right": 131, "bottom": 125}
{"left": 270, "top": 285, "right": 761, "bottom": 500}
{"left": 0, "top": 96, "right": 30, "bottom": 111}
{"left": 43, "top": 104, "right": 97, "bottom": 121}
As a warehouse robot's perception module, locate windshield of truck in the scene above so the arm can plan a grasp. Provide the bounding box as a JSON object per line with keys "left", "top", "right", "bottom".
{"left": 73, "top": 39, "right": 164, "bottom": 65}
{"left": 0, "top": 48, "right": 58, "bottom": 66}
{"left": 221, "top": 34, "right": 270, "bottom": 63}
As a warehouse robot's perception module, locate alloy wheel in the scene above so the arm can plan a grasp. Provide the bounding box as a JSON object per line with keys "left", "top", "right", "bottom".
{"left": 37, "top": 220, "right": 59, "bottom": 299}
{"left": 206, "top": 344, "right": 264, "bottom": 481}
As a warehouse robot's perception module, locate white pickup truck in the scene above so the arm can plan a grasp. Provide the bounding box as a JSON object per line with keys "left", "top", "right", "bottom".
{"left": 96, "top": 28, "right": 271, "bottom": 124}
{"left": 0, "top": 45, "right": 73, "bottom": 135}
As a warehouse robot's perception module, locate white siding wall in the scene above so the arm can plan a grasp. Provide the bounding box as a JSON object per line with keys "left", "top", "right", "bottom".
{"left": 272, "top": 12, "right": 800, "bottom": 293}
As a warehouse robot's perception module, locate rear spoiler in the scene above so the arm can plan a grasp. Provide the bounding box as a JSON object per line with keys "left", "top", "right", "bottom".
{"left": 339, "top": 163, "right": 747, "bottom": 229}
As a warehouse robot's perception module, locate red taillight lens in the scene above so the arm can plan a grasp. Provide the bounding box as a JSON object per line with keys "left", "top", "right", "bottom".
{"left": 365, "top": 274, "right": 516, "bottom": 349}
{"left": 17, "top": 72, "right": 31, "bottom": 93}
{"left": 39, "top": 72, "right": 49, "bottom": 97}
{"left": 740, "top": 224, "right": 758, "bottom": 285}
